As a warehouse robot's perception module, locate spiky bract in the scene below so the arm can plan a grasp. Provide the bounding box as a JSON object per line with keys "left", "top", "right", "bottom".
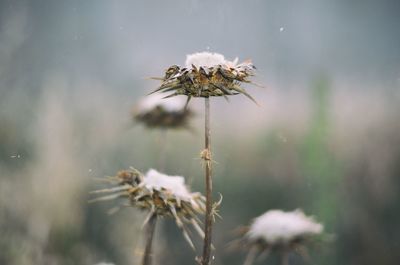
{"left": 90, "top": 168, "right": 206, "bottom": 249}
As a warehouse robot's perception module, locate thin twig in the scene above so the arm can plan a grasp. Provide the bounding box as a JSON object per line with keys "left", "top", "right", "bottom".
{"left": 142, "top": 213, "right": 157, "bottom": 265}
{"left": 201, "top": 97, "right": 213, "bottom": 265}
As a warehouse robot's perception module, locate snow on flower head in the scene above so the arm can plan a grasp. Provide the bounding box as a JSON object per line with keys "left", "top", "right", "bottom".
{"left": 143, "top": 169, "right": 192, "bottom": 200}
{"left": 185, "top": 52, "right": 226, "bottom": 68}
{"left": 246, "top": 209, "right": 323, "bottom": 244}
{"left": 185, "top": 51, "right": 239, "bottom": 69}
{"left": 89, "top": 168, "right": 206, "bottom": 250}
{"left": 137, "top": 93, "right": 186, "bottom": 114}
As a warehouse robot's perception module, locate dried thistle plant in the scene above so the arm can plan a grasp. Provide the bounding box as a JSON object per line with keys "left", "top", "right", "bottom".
{"left": 233, "top": 209, "right": 324, "bottom": 265}
{"left": 150, "top": 52, "right": 259, "bottom": 105}
{"left": 90, "top": 168, "right": 206, "bottom": 263}
{"left": 133, "top": 93, "right": 193, "bottom": 129}
{"left": 151, "top": 51, "right": 259, "bottom": 265}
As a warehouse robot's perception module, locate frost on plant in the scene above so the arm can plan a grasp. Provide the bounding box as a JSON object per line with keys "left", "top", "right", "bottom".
{"left": 133, "top": 93, "right": 193, "bottom": 129}
{"left": 143, "top": 169, "right": 193, "bottom": 200}
{"left": 185, "top": 52, "right": 228, "bottom": 68}
{"left": 247, "top": 209, "right": 323, "bottom": 244}
{"left": 235, "top": 209, "right": 324, "bottom": 265}
{"left": 89, "top": 168, "right": 206, "bottom": 249}
{"left": 150, "top": 51, "right": 258, "bottom": 104}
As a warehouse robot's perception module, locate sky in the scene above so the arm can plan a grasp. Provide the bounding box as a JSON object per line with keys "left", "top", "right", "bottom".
{"left": 1, "top": 0, "right": 400, "bottom": 100}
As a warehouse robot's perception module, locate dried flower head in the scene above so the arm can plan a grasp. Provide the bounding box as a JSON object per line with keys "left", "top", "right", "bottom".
{"left": 234, "top": 209, "right": 323, "bottom": 265}
{"left": 150, "top": 52, "right": 258, "bottom": 104}
{"left": 247, "top": 209, "right": 323, "bottom": 245}
{"left": 90, "top": 168, "right": 206, "bottom": 249}
{"left": 133, "top": 93, "right": 193, "bottom": 129}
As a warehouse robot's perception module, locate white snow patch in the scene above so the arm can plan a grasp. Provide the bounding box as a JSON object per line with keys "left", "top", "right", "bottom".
{"left": 185, "top": 52, "right": 226, "bottom": 68}
{"left": 246, "top": 209, "right": 323, "bottom": 244}
{"left": 185, "top": 51, "right": 242, "bottom": 70}
{"left": 143, "top": 169, "right": 192, "bottom": 199}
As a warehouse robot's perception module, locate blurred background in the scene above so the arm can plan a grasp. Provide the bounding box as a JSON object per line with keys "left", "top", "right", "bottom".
{"left": 1, "top": 0, "right": 400, "bottom": 264}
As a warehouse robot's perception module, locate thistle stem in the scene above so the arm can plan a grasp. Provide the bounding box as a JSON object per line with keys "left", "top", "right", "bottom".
{"left": 142, "top": 214, "right": 157, "bottom": 265}
{"left": 202, "top": 97, "right": 213, "bottom": 265}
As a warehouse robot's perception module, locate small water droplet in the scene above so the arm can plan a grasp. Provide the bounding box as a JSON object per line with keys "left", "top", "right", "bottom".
{"left": 279, "top": 27, "right": 284, "bottom": 32}
{"left": 206, "top": 46, "right": 210, "bottom": 51}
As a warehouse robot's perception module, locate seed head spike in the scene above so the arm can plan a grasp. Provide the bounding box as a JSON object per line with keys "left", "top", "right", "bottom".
{"left": 191, "top": 218, "right": 205, "bottom": 239}
{"left": 148, "top": 77, "right": 164, "bottom": 81}
{"left": 147, "top": 86, "right": 166, "bottom": 95}
{"left": 142, "top": 208, "right": 156, "bottom": 229}
{"left": 182, "top": 225, "right": 196, "bottom": 250}
{"left": 230, "top": 85, "right": 259, "bottom": 106}
{"left": 184, "top": 96, "right": 191, "bottom": 110}
{"left": 89, "top": 185, "right": 131, "bottom": 194}
{"left": 162, "top": 93, "right": 179, "bottom": 99}
{"left": 88, "top": 191, "right": 128, "bottom": 203}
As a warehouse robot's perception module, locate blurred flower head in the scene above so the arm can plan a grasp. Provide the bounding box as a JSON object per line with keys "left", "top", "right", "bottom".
{"left": 133, "top": 93, "right": 193, "bottom": 129}
{"left": 234, "top": 209, "right": 323, "bottom": 265}
{"left": 246, "top": 209, "right": 323, "bottom": 245}
{"left": 90, "top": 168, "right": 205, "bottom": 249}
{"left": 150, "top": 51, "right": 258, "bottom": 103}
